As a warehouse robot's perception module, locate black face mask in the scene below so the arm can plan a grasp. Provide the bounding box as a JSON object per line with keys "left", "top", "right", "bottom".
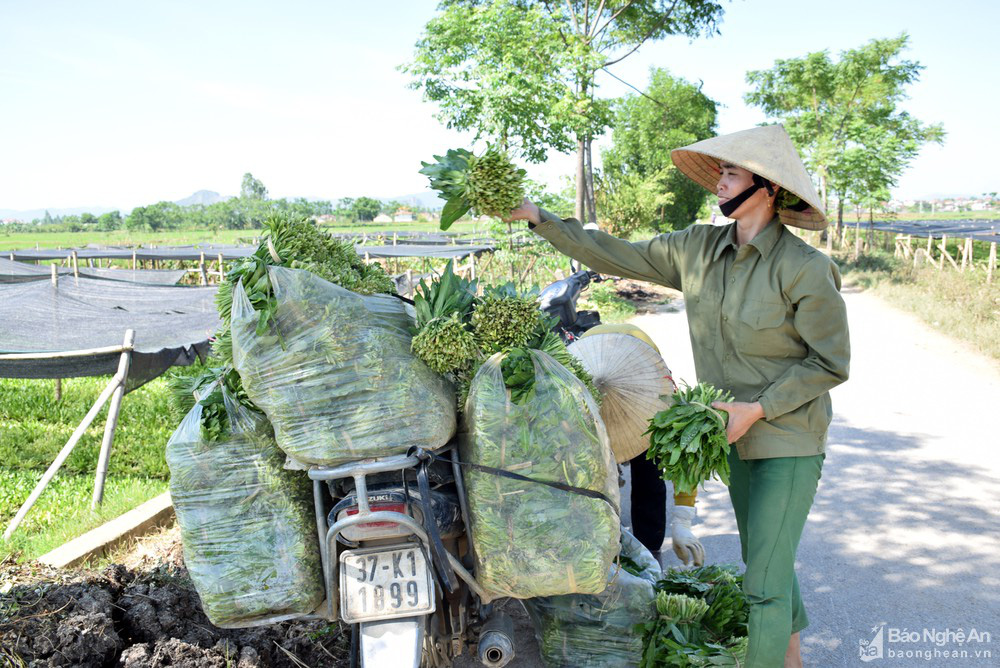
{"left": 719, "top": 173, "right": 774, "bottom": 218}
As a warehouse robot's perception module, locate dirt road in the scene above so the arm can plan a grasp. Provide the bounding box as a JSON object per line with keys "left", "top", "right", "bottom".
{"left": 628, "top": 289, "right": 1000, "bottom": 667}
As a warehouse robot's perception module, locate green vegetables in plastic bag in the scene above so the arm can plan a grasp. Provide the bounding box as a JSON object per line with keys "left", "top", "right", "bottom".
{"left": 166, "top": 382, "right": 323, "bottom": 628}
{"left": 231, "top": 266, "right": 456, "bottom": 466}
{"left": 462, "top": 348, "right": 619, "bottom": 598}
{"left": 524, "top": 529, "right": 661, "bottom": 667}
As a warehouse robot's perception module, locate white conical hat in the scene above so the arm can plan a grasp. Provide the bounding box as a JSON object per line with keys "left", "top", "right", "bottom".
{"left": 568, "top": 333, "right": 676, "bottom": 463}
{"left": 671, "top": 124, "right": 827, "bottom": 230}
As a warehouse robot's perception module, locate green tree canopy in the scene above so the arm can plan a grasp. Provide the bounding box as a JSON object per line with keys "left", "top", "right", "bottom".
{"left": 600, "top": 67, "right": 718, "bottom": 233}
{"left": 240, "top": 172, "right": 268, "bottom": 200}
{"left": 352, "top": 197, "right": 382, "bottom": 222}
{"left": 744, "top": 33, "right": 944, "bottom": 230}
{"left": 404, "top": 0, "right": 723, "bottom": 223}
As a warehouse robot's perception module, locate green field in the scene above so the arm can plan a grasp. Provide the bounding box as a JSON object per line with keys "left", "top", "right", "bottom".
{"left": 0, "top": 220, "right": 489, "bottom": 252}
{"left": 0, "top": 375, "right": 177, "bottom": 561}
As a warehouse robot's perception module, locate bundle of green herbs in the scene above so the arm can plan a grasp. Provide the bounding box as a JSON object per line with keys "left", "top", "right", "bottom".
{"left": 409, "top": 261, "right": 600, "bottom": 410}
{"left": 638, "top": 565, "right": 750, "bottom": 667}
{"left": 461, "top": 348, "right": 619, "bottom": 598}
{"left": 645, "top": 383, "right": 733, "bottom": 495}
{"left": 419, "top": 146, "right": 526, "bottom": 229}
{"left": 165, "top": 382, "right": 323, "bottom": 628}
{"left": 523, "top": 529, "right": 661, "bottom": 668}
{"left": 230, "top": 266, "right": 456, "bottom": 466}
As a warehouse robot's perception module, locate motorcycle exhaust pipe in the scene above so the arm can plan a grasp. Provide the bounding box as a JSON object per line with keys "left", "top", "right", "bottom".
{"left": 477, "top": 611, "right": 515, "bottom": 667}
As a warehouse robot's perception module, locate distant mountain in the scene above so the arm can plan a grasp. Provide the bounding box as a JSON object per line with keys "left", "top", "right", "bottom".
{"left": 382, "top": 191, "right": 446, "bottom": 210}
{"left": 175, "top": 190, "right": 225, "bottom": 207}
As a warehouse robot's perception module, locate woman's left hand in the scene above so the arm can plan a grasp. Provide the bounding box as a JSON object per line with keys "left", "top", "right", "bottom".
{"left": 711, "top": 401, "right": 765, "bottom": 444}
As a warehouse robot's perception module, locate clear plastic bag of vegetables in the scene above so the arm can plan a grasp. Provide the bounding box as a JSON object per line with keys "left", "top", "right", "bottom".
{"left": 230, "top": 265, "right": 457, "bottom": 466}
{"left": 462, "top": 348, "right": 620, "bottom": 598}
{"left": 165, "top": 381, "right": 323, "bottom": 628}
{"left": 524, "top": 529, "right": 662, "bottom": 668}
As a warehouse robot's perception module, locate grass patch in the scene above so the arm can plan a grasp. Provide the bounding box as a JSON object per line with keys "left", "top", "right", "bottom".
{"left": 0, "top": 468, "right": 168, "bottom": 561}
{"left": 579, "top": 282, "right": 638, "bottom": 324}
{"left": 834, "top": 250, "right": 1000, "bottom": 361}
{"left": 0, "top": 375, "right": 179, "bottom": 561}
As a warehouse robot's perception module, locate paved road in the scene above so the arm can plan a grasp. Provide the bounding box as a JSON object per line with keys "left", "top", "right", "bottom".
{"left": 628, "top": 289, "right": 1000, "bottom": 667}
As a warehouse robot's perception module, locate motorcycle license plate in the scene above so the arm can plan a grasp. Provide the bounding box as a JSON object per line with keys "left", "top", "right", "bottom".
{"left": 339, "top": 546, "right": 435, "bottom": 623}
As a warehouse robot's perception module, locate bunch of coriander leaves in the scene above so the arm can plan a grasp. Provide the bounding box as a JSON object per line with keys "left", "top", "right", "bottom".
{"left": 645, "top": 382, "right": 733, "bottom": 495}
{"left": 638, "top": 565, "right": 749, "bottom": 667}
{"left": 419, "top": 146, "right": 526, "bottom": 230}
{"left": 409, "top": 260, "right": 599, "bottom": 410}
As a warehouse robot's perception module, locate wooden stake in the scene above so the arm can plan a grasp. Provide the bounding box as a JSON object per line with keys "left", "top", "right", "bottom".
{"left": 939, "top": 234, "right": 948, "bottom": 271}
{"left": 199, "top": 262, "right": 208, "bottom": 285}
{"left": 217, "top": 253, "right": 225, "bottom": 282}
{"left": 3, "top": 369, "right": 125, "bottom": 540}
{"left": 92, "top": 329, "right": 134, "bottom": 508}
{"left": 71, "top": 250, "right": 79, "bottom": 278}
{"left": 962, "top": 238, "right": 972, "bottom": 272}
{"left": 51, "top": 264, "right": 57, "bottom": 285}
{"left": 989, "top": 242, "right": 997, "bottom": 284}
{"left": 54, "top": 378, "right": 62, "bottom": 401}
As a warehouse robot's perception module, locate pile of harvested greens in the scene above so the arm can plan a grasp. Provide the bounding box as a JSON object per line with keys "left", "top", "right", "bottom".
{"left": 461, "top": 349, "right": 619, "bottom": 598}
{"left": 409, "top": 261, "right": 599, "bottom": 410}
{"left": 165, "top": 382, "right": 323, "bottom": 628}
{"left": 645, "top": 382, "right": 733, "bottom": 495}
{"left": 638, "top": 565, "right": 750, "bottom": 667}
{"left": 230, "top": 266, "right": 456, "bottom": 466}
{"left": 419, "top": 146, "right": 526, "bottom": 229}
{"left": 524, "top": 530, "right": 661, "bottom": 668}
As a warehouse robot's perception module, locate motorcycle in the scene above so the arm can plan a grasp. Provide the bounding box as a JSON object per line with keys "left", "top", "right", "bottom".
{"left": 304, "top": 269, "right": 604, "bottom": 667}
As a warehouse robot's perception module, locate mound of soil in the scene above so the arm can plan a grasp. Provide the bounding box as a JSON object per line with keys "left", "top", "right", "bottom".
{"left": 0, "top": 560, "right": 348, "bottom": 667}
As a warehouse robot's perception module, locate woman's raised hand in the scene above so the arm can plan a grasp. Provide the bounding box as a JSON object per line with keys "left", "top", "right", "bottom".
{"left": 502, "top": 198, "right": 541, "bottom": 226}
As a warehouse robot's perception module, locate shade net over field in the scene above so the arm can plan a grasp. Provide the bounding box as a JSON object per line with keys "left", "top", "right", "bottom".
{"left": 7, "top": 242, "right": 496, "bottom": 261}
{"left": 0, "top": 276, "right": 219, "bottom": 390}
{"left": 847, "top": 219, "right": 1000, "bottom": 243}
{"left": 0, "top": 257, "right": 186, "bottom": 285}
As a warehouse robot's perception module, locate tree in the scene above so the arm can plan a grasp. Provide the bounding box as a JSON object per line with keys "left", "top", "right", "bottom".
{"left": 600, "top": 67, "right": 717, "bottom": 232}
{"left": 404, "top": 0, "right": 723, "bottom": 224}
{"left": 97, "top": 211, "right": 122, "bottom": 231}
{"left": 240, "top": 172, "right": 268, "bottom": 200}
{"left": 744, "top": 34, "right": 945, "bottom": 236}
{"left": 352, "top": 197, "right": 382, "bottom": 222}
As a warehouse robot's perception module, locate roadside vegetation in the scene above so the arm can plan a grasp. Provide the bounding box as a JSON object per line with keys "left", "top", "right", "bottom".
{"left": 834, "top": 249, "right": 1000, "bottom": 362}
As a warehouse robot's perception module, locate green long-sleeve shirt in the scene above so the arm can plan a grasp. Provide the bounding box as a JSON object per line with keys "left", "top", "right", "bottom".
{"left": 532, "top": 209, "right": 850, "bottom": 460}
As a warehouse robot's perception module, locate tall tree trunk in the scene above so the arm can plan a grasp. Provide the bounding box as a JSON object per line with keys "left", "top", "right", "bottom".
{"left": 575, "top": 136, "right": 586, "bottom": 221}
{"left": 820, "top": 171, "right": 828, "bottom": 215}
{"left": 584, "top": 138, "right": 597, "bottom": 224}
{"left": 836, "top": 196, "right": 844, "bottom": 243}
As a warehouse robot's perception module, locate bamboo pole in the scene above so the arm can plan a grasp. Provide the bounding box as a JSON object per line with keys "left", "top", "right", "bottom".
{"left": 50, "top": 264, "right": 57, "bottom": 285}
{"left": 71, "top": 250, "right": 79, "bottom": 277}
{"left": 199, "top": 261, "right": 208, "bottom": 286}
{"left": 0, "top": 343, "right": 132, "bottom": 360}
{"left": 54, "top": 378, "right": 62, "bottom": 401}
{"left": 939, "top": 234, "right": 948, "bottom": 271}
{"left": 92, "top": 330, "right": 134, "bottom": 508}
{"left": 962, "top": 238, "right": 972, "bottom": 272}
{"left": 217, "top": 253, "right": 225, "bottom": 282}
{"left": 470, "top": 252, "right": 477, "bottom": 281}
{"left": 989, "top": 242, "right": 997, "bottom": 284}
{"left": 3, "top": 369, "right": 125, "bottom": 540}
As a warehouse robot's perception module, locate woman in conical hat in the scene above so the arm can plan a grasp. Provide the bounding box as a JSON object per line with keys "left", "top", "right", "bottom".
{"left": 506, "top": 124, "right": 850, "bottom": 668}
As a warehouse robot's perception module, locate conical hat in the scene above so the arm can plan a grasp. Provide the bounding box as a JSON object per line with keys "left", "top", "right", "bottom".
{"left": 671, "top": 125, "right": 827, "bottom": 230}
{"left": 568, "top": 333, "right": 676, "bottom": 463}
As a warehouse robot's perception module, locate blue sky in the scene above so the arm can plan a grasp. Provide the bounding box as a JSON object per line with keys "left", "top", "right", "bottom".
{"left": 0, "top": 0, "right": 995, "bottom": 211}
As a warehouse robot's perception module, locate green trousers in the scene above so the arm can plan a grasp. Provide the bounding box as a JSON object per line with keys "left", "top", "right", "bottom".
{"left": 727, "top": 448, "right": 824, "bottom": 668}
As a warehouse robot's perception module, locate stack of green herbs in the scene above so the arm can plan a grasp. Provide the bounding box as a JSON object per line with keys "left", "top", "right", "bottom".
{"left": 645, "top": 383, "right": 733, "bottom": 495}
{"left": 419, "top": 146, "right": 526, "bottom": 229}
{"left": 638, "top": 565, "right": 750, "bottom": 667}
{"left": 409, "top": 261, "right": 600, "bottom": 410}
{"left": 230, "top": 266, "right": 456, "bottom": 466}
{"left": 524, "top": 530, "right": 661, "bottom": 668}
{"left": 165, "top": 382, "right": 323, "bottom": 628}
{"left": 169, "top": 213, "right": 397, "bottom": 441}
{"left": 461, "top": 348, "right": 619, "bottom": 599}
